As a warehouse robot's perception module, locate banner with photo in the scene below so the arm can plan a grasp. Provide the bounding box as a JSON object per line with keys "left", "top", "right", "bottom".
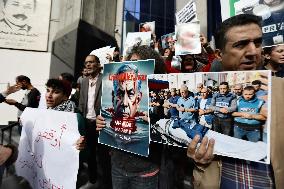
{"left": 175, "top": 0, "right": 198, "bottom": 24}
{"left": 161, "top": 32, "right": 175, "bottom": 49}
{"left": 16, "top": 108, "right": 81, "bottom": 189}
{"left": 99, "top": 60, "right": 155, "bottom": 156}
{"left": 175, "top": 22, "right": 201, "bottom": 55}
{"left": 0, "top": 0, "right": 51, "bottom": 51}
{"left": 220, "top": 0, "right": 284, "bottom": 47}
{"left": 148, "top": 70, "right": 271, "bottom": 164}
{"left": 123, "top": 32, "right": 151, "bottom": 56}
{"left": 139, "top": 21, "right": 155, "bottom": 34}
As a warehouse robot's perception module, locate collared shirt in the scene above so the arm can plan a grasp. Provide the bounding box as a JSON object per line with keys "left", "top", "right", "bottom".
{"left": 177, "top": 96, "right": 196, "bottom": 122}
{"left": 86, "top": 76, "right": 98, "bottom": 120}
{"left": 221, "top": 157, "right": 274, "bottom": 189}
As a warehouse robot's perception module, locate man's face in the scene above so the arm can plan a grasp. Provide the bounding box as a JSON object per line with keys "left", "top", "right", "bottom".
{"left": 233, "top": 85, "right": 243, "bottom": 96}
{"left": 220, "top": 23, "right": 262, "bottom": 71}
{"left": 219, "top": 84, "right": 229, "bottom": 95}
{"left": 16, "top": 80, "right": 27, "bottom": 90}
{"left": 45, "top": 87, "right": 66, "bottom": 108}
{"left": 183, "top": 55, "right": 195, "bottom": 71}
{"left": 200, "top": 88, "right": 208, "bottom": 99}
{"left": 180, "top": 88, "right": 189, "bottom": 99}
{"left": 84, "top": 55, "right": 101, "bottom": 76}
{"left": 3, "top": 0, "right": 34, "bottom": 27}
{"left": 196, "top": 84, "right": 203, "bottom": 92}
{"left": 252, "top": 84, "right": 261, "bottom": 91}
{"left": 243, "top": 89, "right": 255, "bottom": 101}
{"left": 114, "top": 71, "right": 141, "bottom": 118}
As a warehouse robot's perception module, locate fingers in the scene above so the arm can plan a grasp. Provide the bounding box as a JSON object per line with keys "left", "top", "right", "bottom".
{"left": 75, "top": 136, "right": 86, "bottom": 150}
{"left": 187, "top": 136, "right": 215, "bottom": 165}
{"left": 203, "top": 139, "right": 215, "bottom": 163}
{"left": 96, "top": 115, "right": 106, "bottom": 131}
{"left": 195, "top": 136, "right": 209, "bottom": 160}
{"left": 187, "top": 135, "right": 200, "bottom": 158}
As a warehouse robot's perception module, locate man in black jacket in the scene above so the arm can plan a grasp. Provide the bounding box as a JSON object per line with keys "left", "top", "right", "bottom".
{"left": 5, "top": 75, "right": 41, "bottom": 133}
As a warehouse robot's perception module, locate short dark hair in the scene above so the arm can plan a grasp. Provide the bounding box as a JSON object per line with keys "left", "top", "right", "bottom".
{"left": 243, "top": 86, "right": 255, "bottom": 92}
{"left": 215, "top": 14, "right": 262, "bottom": 51}
{"left": 125, "top": 45, "right": 166, "bottom": 74}
{"left": 46, "top": 79, "right": 72, "bottom": 97}
{"left": 60, "top": 72, "right": 74, "bottom": 83}
{"left": 219, "top": 81, "right": 229, "bottom": 87}
{"left": 252, "top": 80, "right": 262, "bottom": 85}
{"left": 16, "top": 75, "right": 30, "bottom": 84}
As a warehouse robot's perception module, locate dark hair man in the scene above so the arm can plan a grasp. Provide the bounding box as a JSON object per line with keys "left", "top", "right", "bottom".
{"left": 5, "top": 75, "right": 40, "bottom": 133}
{"left": 187, "top": 14, "right": 278, "bottom": 189}
{"left": 232, "top": 86, "right": 266, "bottom": 142}
{"left": 210, "top": 81, "right": 237, "bottom": 136}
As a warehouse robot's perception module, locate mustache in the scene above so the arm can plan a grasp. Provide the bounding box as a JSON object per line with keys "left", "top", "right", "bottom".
{"left": 13, "top": 14, "right": 28, "bottom": 20}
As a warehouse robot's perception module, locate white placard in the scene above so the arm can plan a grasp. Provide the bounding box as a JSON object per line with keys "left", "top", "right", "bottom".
{"left": 16, "top": 108, "right": 80, "bottom": 189}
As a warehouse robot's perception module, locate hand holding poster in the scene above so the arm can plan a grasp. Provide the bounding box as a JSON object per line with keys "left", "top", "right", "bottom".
{"left": 148, "top": 70, "right": 271, "bottom": 164}
{"left": 175, "top": 22, "right": 201, "bottom": 55}
{"left": 16, "top": 108, "right": 80, "bottom": 189}
{"left": 99, "top": 60, "right": 155, "bottom": 156}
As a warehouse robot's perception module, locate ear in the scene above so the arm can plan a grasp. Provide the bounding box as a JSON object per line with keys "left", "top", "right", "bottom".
{"left": 214, "top": 49, "right": 222, "bottom": 61}
{"left": 136, "top": 92, "right": 142, "bottom": 104}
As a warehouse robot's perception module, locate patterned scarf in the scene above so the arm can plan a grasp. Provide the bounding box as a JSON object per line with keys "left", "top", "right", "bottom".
{"left": 49, "top": 100, "right": 76, "bottom": 112}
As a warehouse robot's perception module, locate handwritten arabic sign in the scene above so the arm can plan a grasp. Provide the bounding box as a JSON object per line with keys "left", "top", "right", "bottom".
{"left": 15, "top": 108, "right": 80, "bottom": 189}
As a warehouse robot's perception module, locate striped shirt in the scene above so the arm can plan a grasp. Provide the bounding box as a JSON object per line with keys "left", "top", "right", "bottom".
{"left": 221, "top": 157, "right": 274, "bottom": 189}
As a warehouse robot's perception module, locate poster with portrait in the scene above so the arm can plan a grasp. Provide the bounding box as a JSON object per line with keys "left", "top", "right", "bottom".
{"left": 99, "top": 60, "right": 155, "bottom": 156}
{"left": 220, "top": 0, "right": 284, "bottom": 47}
{"left": 161, "top": 32, "right": 175, "bottom": 49}
{"left": 139, "top": 21, "right": 155, "bottom": 34}
{"left": 123, "top": 32, "right": 151, "bottom": 56}
{"left": 175, "top": 22, "right": 201, "bottom": 56}
{"left": 0, "top": 0, "right": 51, "bottom": 51}
{"left": 148, "top": 70, "right": 271, "bottom": 164}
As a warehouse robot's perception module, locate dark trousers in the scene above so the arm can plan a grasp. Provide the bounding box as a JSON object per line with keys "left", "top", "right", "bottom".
{"left": 85, "top": 119, "right": 112, "bottom": 188}
{"left": 212, "top": 116, "right": 233, "bottom": 136}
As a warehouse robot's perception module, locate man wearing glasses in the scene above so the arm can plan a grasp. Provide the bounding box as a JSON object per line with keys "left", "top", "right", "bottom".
{"left": 79, "top": 55, "right": 111, "bottom": 189}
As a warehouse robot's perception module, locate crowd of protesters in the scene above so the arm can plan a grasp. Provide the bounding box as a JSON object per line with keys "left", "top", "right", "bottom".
{"left": 0, "top": 12, "right": 283, "bottom": 189}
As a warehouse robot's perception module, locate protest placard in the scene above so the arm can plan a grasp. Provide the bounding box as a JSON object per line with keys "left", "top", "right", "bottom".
{"left": 16, "top": 108, "right": 80, "bottom": 189}
{"left": 139, "top": 21, "right": 155, "bottom": 34}
{"left": 90, "top": 46, "right": 116, "bottom": 64}
{"left": 123, "top": 32, "right": 151, "bottom": 56}
{"left": 148, "top": 70, "right": 271, "bottom": 164}
{"left": 175, "top": 22, "right": 201, "bottom": 55}
{"left": 175, "top": 0, "right": 198, "bottom": 24}
{"left": 99, "top": 60, "right": 155, "bottom": 156}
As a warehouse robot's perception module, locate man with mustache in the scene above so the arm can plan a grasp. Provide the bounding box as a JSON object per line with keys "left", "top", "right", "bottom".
{"left": 187, "top": 14, "right": 283, "bottom": 189}
{"left": 0, "top": 0, "right": 35, "bottom": 33}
